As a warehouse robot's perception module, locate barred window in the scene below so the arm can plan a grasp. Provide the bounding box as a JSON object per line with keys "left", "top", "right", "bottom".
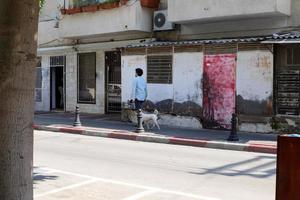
{"left": 78, "top": 52, "right": 96, "bottom": 104}
{"left": 147, "top": 55, "right": 173, "bottom": 84}
{"left": 35, "top": 58, "right": 42, "bottom": 102}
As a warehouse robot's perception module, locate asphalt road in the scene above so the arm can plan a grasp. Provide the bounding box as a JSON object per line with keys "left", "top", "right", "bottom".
{"left": 34, "top": 130, "right": 276, "bottom": 200}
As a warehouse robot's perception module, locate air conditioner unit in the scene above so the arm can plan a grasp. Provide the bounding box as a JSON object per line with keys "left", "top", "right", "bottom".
{"left": 153, "top": 10, "right": 174, "bottom": 31}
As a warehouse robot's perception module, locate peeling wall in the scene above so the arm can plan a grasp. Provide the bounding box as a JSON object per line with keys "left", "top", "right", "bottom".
{"left": 173, "top": 53, "right": 203, "bottom": 105}
{"left": 236, "top": 50, "right": 273, "bottom": 116}
{"left": 203, "top": 54, "right": 236, "bottom": 129}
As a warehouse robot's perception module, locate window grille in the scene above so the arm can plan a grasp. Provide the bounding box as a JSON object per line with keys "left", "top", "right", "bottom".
{"left": 147, "top": 55, "right": 173, "bottom": 84}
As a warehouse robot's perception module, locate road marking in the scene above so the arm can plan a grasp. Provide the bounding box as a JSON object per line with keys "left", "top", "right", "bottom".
{"left": 39, "top": 167, "right": 221, "bottom": 200}
{"left": 122, "top": 189, "right": 160, "bottom": 200}
{"left": 42, "top": 167, "right": 155, "bottom": 190}
{"left": 34, "top": 179, "right": 98, "bottom": 198}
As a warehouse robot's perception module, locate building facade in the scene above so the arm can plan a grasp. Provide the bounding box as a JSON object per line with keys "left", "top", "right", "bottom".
{"left": 37, "top": 0, "right": 300, "bottom": 132}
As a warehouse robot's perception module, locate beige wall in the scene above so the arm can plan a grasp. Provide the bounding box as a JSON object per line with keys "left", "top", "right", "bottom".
{"left": 38, "top": 0, "right": 153, "bottom": 47}
{"left": 158, "top": 0, "right": 300, "bottom": 40}
{"left": 168, "top": 0, "right": 290, "bottom": 23}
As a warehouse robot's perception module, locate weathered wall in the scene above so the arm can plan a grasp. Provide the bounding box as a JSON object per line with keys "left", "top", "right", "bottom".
{"left": 236, "top": 50, "right": 273, "bottom": 116}
{"left": 121, "top": 53, "right": 203, "bottom": 118}
{"left": 172, "top": 52, "right": 203, "bottom": 117}
{"left": 203, "top": 54, "right": 236, "bottom": 129}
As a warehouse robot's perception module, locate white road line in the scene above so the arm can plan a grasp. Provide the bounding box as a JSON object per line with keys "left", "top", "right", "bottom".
{"left": 34, "top": 179, "right": 98, "bottom": 198}
{"left": 162, "top": 190, "right": 220, "bottom": 200}
{"left": 41, "top": 167, "right": 155, "bottom": 190}
{"left": 37, "top": 167, "right": 222, "bottom": 200}
{"left": 122, "top": 189, "right": 160, "bottom": 200}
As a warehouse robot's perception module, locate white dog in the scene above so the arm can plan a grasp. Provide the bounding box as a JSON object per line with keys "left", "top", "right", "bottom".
{"left": 126, "top": 108, "right": 161, "bottom": 130}
{"left": 141, "top": 109, "right": 160, "bottom": 130}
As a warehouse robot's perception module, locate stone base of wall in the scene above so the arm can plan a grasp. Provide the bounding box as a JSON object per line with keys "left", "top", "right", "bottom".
{"left": 239, "top": 123, "right": 273, "bottom": 133}
{"left": 122, "top": 108, "right": 202, "bottom": 129}
{"left": 121, "top": 109, "right": 300, "bottom": 133}
{"left": 159, "top": 115, "right": 202, "bottom": 129}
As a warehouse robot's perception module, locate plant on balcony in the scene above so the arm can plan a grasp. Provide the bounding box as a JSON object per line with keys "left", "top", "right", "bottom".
{"left": 64, "top": 0, "right": 82, "bottom": 14}
{"left": 120, "top": 0, "right": 128, "bottom": 6}
{"left": 99, "top": 0, "right": 120, "bottom": 9}
{"left": 66, "top": 7, "right": 82, "bottom": 14}
{"left": 81, "top": 0, "right": 99, "bottom": 12}
{"left": 140, "top": 0, "right": 160, "bottom": 9}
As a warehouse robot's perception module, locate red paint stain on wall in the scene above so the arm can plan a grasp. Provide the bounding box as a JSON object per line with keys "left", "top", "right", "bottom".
{"left": 203, "top": 54, "right": 236, "bottom": 129}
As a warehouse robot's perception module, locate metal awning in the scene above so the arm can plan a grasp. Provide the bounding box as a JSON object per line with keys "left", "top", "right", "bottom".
{"left": 262, "top": 40, "right": 300, "bottom": 44}
{"left": 262, "top": 32, "right": 300, "bottom": 44}
{"left": 126, "top": 32, "right": 300, "bottom": 48}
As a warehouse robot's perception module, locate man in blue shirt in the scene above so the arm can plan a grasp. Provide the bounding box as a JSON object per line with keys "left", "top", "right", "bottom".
{"left": 131, "top": 68, "right": 147, "bottom": 110}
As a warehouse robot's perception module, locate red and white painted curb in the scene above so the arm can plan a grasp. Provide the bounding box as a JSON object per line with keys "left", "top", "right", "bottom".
{"left": 33, "top": 124, "right": 277, "bottom": 154}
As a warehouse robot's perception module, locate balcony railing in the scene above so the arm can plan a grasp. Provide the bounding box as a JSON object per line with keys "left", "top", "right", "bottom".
{"left": 61, "top": 0, "right": 127, "bottom": 15}
{"left": 70, "top": 0, "right": 118, "bottom": 8}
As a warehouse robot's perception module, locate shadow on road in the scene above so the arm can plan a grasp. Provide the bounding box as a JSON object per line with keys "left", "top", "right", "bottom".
{"left": 33, "top": 167, "right": 59, "bottom": 186}
{"left": 190, "top": 155, "right": 276, "bottom": 178}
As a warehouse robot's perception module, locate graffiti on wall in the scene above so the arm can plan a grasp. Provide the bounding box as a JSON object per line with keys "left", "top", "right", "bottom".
{"left": 203, "top": 54, "right": 236, "bottom": 130}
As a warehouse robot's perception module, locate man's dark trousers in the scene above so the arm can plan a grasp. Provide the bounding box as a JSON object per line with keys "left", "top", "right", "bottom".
{"left": 135, "top": 99, "right": 144, "bottom": 110}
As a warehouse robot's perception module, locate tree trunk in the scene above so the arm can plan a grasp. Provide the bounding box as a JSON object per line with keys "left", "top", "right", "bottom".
{"left": 0, "top": 1, "right": 39, "bottom": 200}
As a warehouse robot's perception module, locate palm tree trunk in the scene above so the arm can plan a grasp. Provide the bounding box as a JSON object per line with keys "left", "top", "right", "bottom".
{"left": 0, "top": 1, "right": 39, "bottom": 199}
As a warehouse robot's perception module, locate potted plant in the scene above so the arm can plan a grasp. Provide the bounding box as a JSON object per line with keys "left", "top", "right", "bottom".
{"left": 100, "top": 0, "right": 120, "bottom": 9}
{"left": 82, "top": 5, "right": 99, "bottom": 12}
{"left": 66, "top": 0, "right": 82, "bottom": 14}
{"left": 66, "top": 7, "right": 82, "bottom": 14}
{"left": 140, "top": 0, "right": 160, "bottom": 9}
{"left": 81, "top": 0, "right": 99, "bottom": 12}
{"left": 120, "top": 0, "right": 128, "bottom": 6}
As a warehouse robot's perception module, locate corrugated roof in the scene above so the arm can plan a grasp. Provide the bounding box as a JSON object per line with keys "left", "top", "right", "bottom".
{"left": 126, "top": 32, "right": 300, "bottom": 48}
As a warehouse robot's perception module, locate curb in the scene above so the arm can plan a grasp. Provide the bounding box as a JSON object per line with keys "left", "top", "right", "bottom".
{"left": 33, "top": 124, "right": 277, "bottom": 154}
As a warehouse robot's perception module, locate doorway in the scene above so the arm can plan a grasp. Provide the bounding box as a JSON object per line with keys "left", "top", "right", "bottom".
{"left": 50, "top": 56, "right": 65, "bottom": 111}
{"left": 105, "top": 51, "right": 122, "bottom": 113}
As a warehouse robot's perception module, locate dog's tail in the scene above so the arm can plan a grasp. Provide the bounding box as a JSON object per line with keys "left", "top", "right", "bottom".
{"left": 154, "top": 109, "right": 159, "bottom": 115}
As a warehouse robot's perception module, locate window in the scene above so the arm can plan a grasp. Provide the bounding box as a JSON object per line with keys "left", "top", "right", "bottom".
{"left": 78, "top": 52, "right": 96, "bottom": 103}
{"left": 35, "top": 58, "right": 42, "bottom": 102}
{"left": 147, "top": 55, "right": 173, "bottom": 84}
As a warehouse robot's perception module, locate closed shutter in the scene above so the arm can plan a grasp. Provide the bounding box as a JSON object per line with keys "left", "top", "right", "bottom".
{"left": 276, "top": 70, "right": 300, "bottom": 115}
{"left": 147, "top": 55, "right": 173, "bottom": 84}
{"left": 275, "top": 45, "right": 300, "bottom": 115}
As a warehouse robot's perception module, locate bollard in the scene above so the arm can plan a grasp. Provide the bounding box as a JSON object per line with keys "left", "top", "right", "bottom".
{"left": 73, "top": 106, "right": 82, "bottom": 127}
{"left": 227, "top": 113, "right": 239, "bottom": 141}
{"left": 135, "top": 109, "right": 144, "bottom": 133}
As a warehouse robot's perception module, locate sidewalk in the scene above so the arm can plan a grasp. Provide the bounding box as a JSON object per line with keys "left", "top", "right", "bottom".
{"left": 34, "top": 112, "right": 278, "bottom": 154}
